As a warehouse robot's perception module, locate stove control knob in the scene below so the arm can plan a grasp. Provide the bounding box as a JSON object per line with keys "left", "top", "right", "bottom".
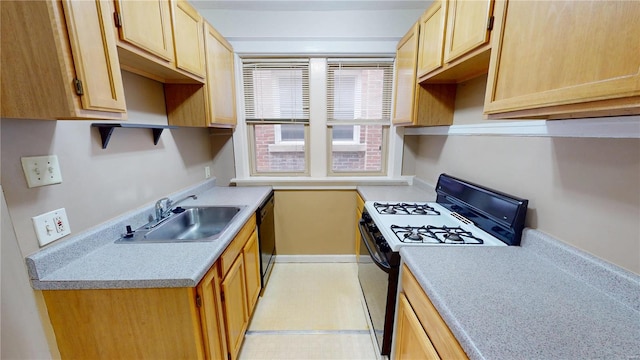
{"left": 362, "top": 212, "right": 372, "bottom": 222}
{"left": 379, "top": 242, "right": 391, "bottom": 253}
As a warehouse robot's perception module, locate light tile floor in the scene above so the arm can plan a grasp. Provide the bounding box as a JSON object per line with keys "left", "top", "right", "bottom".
{"left": 238, "top": 262, "right": 378, "bottom": 360}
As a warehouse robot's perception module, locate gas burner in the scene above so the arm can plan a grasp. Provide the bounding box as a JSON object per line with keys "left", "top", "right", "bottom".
{"left": 373, "top": 202, "right": 441, "bottom": 216}
{"left": 391, "top": 225, "right": 483, "bottom": 245}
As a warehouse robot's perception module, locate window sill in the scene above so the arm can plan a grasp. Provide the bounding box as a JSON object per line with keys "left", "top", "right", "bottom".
{"left": 230, "top": 176, "right": 414, "bottom": 189}
{"left": 332, "top": 143, "right": 366, "bottom": 152}
{"left": 268, "top": 143, "right": 305, "bottom": 152}
{"left": 267, "top": 143, "right": 367, "bottom": 152}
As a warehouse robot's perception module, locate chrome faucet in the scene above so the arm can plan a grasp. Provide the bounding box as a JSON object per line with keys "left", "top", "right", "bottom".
{"left": 155, "top": 195, "right": 198, "bottom": 221}
{"left": 170, "top": 194, "right": 198, "bottom": 210}
{"left": 155, "top": 197, "right": 171, "bottom": 221}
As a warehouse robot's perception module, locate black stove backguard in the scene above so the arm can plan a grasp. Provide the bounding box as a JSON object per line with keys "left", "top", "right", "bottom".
{"left": 435, "top": 174, "right": 529, "bottom": 246}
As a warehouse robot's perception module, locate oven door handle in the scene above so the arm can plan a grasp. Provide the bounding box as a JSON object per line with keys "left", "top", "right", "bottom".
{"left": 358, "top": 220, "right": 391, "bottom": 272}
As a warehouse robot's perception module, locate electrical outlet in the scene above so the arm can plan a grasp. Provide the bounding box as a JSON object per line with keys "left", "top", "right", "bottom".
{"left": 21, "top": 155, "right": 63, "bottom": 188}
{"left": 32, "top": 208, "right": 71, "bottom": 246}
{"left": 205, "top": 166, "right": 211, "bottom": 179}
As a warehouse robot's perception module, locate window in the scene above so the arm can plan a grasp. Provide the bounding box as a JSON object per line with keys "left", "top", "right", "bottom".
{"left": 243, "top": 60, "right": 310, "bottom": 175}
{"left": 327, "top": 59, "right": 393, "bottom": 174}
{"left": 240, "top": 58, "right": 393, "bottom": 178}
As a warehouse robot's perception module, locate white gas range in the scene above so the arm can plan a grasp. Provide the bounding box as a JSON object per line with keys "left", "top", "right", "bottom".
{"left": 357, "top": 174, "right": 529, "bottom": 357}
{"left": 363, "top": 201, "right": 508, "bottom": 251}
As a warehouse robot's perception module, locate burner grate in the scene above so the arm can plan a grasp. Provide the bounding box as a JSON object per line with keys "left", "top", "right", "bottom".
{"left": 391, "top": 225, "right": 483, "bottom": 245}
{"left": 373, "top": 202, "right": 441, "bottom": 216}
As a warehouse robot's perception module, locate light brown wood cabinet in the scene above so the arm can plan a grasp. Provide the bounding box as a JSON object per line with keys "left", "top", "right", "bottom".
{"left": 484, "top": 0, "right": 640, "bottom": 119}
{"left": 395, "top": 294, "right": 440, "bottom": 360}
{"left": 218, "top": 214, "right": 259, "bottom": 360}
{"left": 42, "top": 214, "right": 260, "bottom": 360}
{"left": 416, "top": 0, "right": 447, "bottom": 78}
{"left": 355, "top": 193, "right": 365, "bottom": 260}
{"left": 418, "top": 0, "right": 494, "bottom": 83}
{"left": 166, "top": 21, "right": 238, "bottom": 128}
{"left": 196, "top": 261, "right": 228, "bottom": 360}
{"left": 221, "top": 255, "right": 249, "bottom": 360}
{"left": 1, "top": 0, "right": 126, "bottom": 120}
{"left": 112, "top": 0, "right": 204, "bottom": 83}
{"left": 394, "top": 264, "right": 468, "bottom": 360}
{"left": 243, "top": 231, "right": 261, "bottom": 313}
{"left": 171, "top": 0, "right": 206, "bottom": 78}
{"left": 392, "top": 23, "right": 456, "bottom": 127}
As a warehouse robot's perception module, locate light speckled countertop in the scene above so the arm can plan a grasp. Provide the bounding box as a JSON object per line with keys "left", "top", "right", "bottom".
{"left": 27, "top": 183, "right": 272, "bottom": 290}
{"left": 400, "top": 229, "right": 640, "bottom": 360}
{"left": 357, "top": 178, "right": 437, "bottom": 202}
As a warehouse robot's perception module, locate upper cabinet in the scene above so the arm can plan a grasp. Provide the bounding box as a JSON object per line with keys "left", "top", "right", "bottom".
{"left": 443, "top": 0, "right": 493, "bottom": 64}
{"left": 204, "top": 23, "right": 237, "bottom": 127}
{"left": 1, "top": 0, "right": 126, "bottom": 120}
{"left": 484, "top": 0, "right": 640, "bottom": 119}
{"left": 416, "top": 0, "right": 447, "bottom": 77}
{"left": 392, "top": 23, "right": 456, "bottom": 127}
{"left": 418, "top": 0, "right": 495, "bottom": 83}
{"left": 392, "top": 23, "right": 420, "bottom": 125}
{"left": 166, "top": 21, "right": 237, "bottom": 128}
{"left": 112, "top": 0, "right": 205, "bottom": 83}
{"left": 171, "top": 0, "right": 206, "bottom": 78}
{"left": 114, "top": 0, "right": 174, "bottom": 62}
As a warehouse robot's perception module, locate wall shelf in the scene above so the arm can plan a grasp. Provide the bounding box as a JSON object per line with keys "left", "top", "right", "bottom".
{"left": 91, "top": 123, "right": 178, "bottom": 149}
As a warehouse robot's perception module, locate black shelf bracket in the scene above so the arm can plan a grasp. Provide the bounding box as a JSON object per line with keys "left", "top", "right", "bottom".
{"left": 91, "top": 123, "right": 178, "bottom": 149}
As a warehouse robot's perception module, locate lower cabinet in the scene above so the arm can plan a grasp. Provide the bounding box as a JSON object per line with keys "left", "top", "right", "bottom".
{"left": 395, "top": 294, "right": 440, "bottom": 359}
{"left": 42, "top": 214, "right": 260, "bottom": 360}
{"left": 394, "top": 264, "right": 468, "bottom": 360}
{"left": 355, "top": 193, "right": 365, "bottom": 260}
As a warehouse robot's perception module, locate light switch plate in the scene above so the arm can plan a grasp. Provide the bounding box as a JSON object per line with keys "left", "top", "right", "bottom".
{"left": 21, "top": 155, "right": 63, "bottom": 188}
{"left": 32, "top": 208, "right": 71, "bottom": 246}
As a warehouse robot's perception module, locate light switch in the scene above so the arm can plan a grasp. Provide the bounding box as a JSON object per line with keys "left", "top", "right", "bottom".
{"left": 32, "top": 208, "right": 71, "bottom": 246}
{"left": 21, "top": 155, "right": 63, "bottom": 188}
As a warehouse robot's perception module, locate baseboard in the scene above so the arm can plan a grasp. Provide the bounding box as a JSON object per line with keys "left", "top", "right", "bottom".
{"left": 275, "top": 254, "right": 357, "bottom": 263}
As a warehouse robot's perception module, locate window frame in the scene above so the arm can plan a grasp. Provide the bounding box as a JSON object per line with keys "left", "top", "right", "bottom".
{"left": 235, "top": 57, "right": 403, "bottom": 181}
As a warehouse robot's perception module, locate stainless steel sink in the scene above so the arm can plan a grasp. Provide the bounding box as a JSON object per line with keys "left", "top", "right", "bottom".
{"left": 116, "top": 206, "right": 244, "bottom": 243}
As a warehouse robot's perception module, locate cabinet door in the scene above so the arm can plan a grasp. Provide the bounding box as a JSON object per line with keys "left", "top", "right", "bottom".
{"left": 205, "top": 22, "right": 237, "bottom": 127}
{"left": 115, "top": 0, "right": 174, "bottom": 62}
{"left": 443, "top": 0, "right": 493, "bottom": 63}
{"left": 196, "top": 264, "right": 228, "bottom": 360}
{"left": 171, "top": 0, "right": 206, "bottom": 78}
{"left": 394, "top": 293, "right": 440, "bottom": 360}
{"left": 243, "top": 231, "right": 261, "bottom": 314}
{"left": 392, "top": 23, "right": 419, "bottom": 125}
{"left": 417, "top": 0, "right": 447, "bottom": 77}
{"left": 485, "top": 0, "right": 640, "bottom": 119}
{"left": 62, "top": 0, "right": 126, "bottom": 113}
{"left": 221, "top": 257, "right": 248, "bottom": 360}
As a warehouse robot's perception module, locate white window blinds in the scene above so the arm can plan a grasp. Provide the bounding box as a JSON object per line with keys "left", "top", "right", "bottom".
{"left": 327, "top": 59, "right": 394, "bottom": 124}
{"left": 243, "top": 60, "right": 310, "bottom": 123}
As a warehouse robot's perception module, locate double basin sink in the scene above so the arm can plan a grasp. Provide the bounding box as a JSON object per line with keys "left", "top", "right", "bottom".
{"left": 116, "top": 206, "right": 244, "bottom": 243}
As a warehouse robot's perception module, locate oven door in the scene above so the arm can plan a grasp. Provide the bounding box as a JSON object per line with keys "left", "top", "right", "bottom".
{"left": 357, "top": 219, "right": 399, "bottom": 356}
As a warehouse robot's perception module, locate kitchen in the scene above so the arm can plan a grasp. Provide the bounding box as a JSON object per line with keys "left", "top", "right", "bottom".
{"left": 1, "top": 0, "right": 639, "bottom": 359}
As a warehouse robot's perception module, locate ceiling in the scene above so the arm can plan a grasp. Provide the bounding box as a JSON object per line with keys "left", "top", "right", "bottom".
{"left": 191, "top": 0, "right": 431, "bottom": 11}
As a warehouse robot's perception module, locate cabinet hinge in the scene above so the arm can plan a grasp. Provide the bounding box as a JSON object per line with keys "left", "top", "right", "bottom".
{"left": 487, "top": 15, "right": 495, "bottom": 31}
{"left": 73, "top": 78, "right": 84, "bottom": 96}
{"left": 196, "top": 294, "right": 202, "bottom": 307}
{"left": 114, "top": 11, "right": 122, "bottom": 28}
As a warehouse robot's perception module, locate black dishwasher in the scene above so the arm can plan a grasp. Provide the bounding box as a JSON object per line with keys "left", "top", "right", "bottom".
{"left": 257, "top": 192, "right": 275, "bottom": 292}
